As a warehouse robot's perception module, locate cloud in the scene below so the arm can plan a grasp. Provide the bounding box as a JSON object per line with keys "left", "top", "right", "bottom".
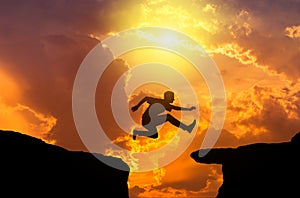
{"left": 1, "top": 0, "right": 300, "bottom": 197}
{"left": 228, "top": 10, "right": 252, "bottom": 38}
{"left": 129, "top": 164, "right": 223, "bottom": 197}
{"left": 203, "top": 4, "right": 217, "bottom": 14}
{"left": 127, "top": 116, "right": 238, "bottom": 197}
{"left": 221, "top": 0, "right": 300, "bottom": 32}
{"left": 211, "top": 43, "right": 257, "bottom": 65}
{"left": 0, "top": 67, "right": 56, "bottom": 142}
{"left": 201, "top": 0, "right": 300, "bottom": 80}
{"left": 226, "top": 84, "right": 300, "bottom": 142}
{"left": 0, "top": 101, "right": 57, "bottom": 143}
{"left": 0, "top": 0, "right": 124, "bottom": 150}
{"left": 285, "top": 25, "right": 300, "bottom": 39}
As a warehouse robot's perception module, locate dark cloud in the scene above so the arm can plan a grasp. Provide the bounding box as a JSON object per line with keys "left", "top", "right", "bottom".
{"left": 205, "top": 0, "right": 300, "bottom": 79}
{"left": 129, "top": 185, "right": 146, "bottom": 197}
{"left": 232, "top": 0, "right": 300, "bottom": 79}
{"left": 96, "top": 58, "right": 130, "bottom": 142}
{"left": 0, "top": 0, "right": 139, "bottom": 150}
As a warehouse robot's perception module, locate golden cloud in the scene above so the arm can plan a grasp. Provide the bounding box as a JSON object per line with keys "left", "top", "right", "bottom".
{"left": 285, "top": 25, "right": 300, "bottom": 39}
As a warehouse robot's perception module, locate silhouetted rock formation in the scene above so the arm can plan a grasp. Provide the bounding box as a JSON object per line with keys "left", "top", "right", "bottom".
{"left": 0, "top": 130, "right": 130, "bottom": 197}
{"left": 191, "top": 132, "right": 300, "bottom": 198}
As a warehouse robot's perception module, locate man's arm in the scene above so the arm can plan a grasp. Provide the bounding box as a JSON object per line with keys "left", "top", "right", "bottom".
{"left": 171, "top": 105, "right": 196, "bottom": 111}
{"left": 131, "top": 97, "right": 150, "bottom": 112}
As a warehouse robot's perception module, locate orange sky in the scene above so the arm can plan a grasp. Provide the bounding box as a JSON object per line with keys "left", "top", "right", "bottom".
{"left": 1, "top": 0, "right": 300, "bottom": 197}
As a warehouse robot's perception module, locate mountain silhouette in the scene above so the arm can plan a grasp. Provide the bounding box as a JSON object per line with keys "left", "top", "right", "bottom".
{"left": 191, "top": 132, "right": 300, "bottom": 198}
{"left": 0, "top": 130, "right": 130, "bottom": 197}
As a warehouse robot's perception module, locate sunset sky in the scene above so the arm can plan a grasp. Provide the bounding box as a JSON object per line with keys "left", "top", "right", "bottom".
{"left": 1, "top": 0, "right": 300, "bottom": 197}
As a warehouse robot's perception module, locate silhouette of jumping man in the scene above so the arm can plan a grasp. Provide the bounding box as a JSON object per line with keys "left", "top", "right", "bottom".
{"left": 131, "top": 91, "right": 197, "bottom": 140}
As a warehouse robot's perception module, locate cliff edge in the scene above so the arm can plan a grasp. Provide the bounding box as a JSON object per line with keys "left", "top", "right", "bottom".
{"left": 0, "top": 130, "right": 130, "bottom": 197}
{"left": 191, "top": 132, "right": 300, "bottom": 198}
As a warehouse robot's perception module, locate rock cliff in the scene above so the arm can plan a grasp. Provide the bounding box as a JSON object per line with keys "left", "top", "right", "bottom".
{"left": 0, "top": 130, "right": 130, "bottom": 197}
{"left": 191, "top": 132, "right": 300, "bottom": 198}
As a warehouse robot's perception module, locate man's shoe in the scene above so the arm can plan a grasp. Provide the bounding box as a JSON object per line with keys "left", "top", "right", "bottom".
{"left": 133, "top": 130, "right": 137, "bottom": 140}
{"left": 186, "top": 120, "right": 196, "bottom": 133}
{"left": 148, "top": 132, "right": 158, "bottom": 139}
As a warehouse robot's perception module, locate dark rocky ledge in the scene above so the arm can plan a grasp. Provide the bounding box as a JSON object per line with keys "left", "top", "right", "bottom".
{"left": 0, "top": 130, "right": 130, "bottom": 197}
{"left": 191, "top": 132, "right": 300, "bottom": 198}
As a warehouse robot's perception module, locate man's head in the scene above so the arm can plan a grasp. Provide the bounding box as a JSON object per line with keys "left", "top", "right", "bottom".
{"left": 164, "top": 91, "right": 175, "bottom": 103}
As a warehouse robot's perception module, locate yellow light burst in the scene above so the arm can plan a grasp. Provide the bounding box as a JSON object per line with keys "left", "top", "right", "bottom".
{"left": 100, "top": 1, "right": 221, "bottom": 196}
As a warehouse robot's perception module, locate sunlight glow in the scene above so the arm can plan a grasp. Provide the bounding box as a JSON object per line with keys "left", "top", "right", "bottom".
{"left": 158, "top": 33, "right": 179, "bottom": 47}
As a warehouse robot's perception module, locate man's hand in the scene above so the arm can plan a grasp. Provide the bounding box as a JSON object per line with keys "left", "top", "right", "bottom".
{"left": 189, "top": 106, "right": 196, "bottom": 111}
{"left": 131, "top": 105, "right": 138, "bottom": 112}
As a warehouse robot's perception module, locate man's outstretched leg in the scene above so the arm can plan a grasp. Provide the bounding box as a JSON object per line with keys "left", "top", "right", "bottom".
{"left": 166, "top": 114, "right": 196, "bottom": 133}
